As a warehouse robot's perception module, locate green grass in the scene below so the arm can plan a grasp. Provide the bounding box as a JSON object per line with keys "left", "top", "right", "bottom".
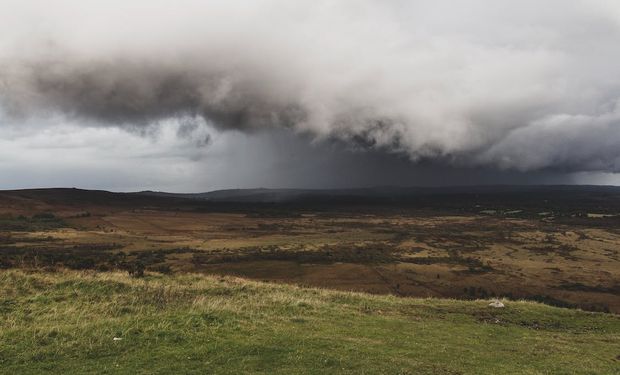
{"left": 0, "top": 270, "right": 618, "bottom": 374}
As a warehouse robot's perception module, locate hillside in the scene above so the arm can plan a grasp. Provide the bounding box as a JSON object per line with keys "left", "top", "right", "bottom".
{"left": 0, "top": 270, "right": 618, "bottom": 374}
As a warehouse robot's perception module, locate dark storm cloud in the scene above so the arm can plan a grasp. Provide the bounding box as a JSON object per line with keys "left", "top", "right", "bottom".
{"left": 2, "top": 0, "right": 620, "bottom": 174}
{"left": 2, "top": 59, "right": 306, "bottom": 130}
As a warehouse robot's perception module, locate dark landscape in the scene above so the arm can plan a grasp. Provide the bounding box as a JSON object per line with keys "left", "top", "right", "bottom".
{"left": 2, "top": 186, "right": 619, "bottom": 313}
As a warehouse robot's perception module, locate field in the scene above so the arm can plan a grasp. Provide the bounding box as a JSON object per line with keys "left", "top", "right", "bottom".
{"left": 1, "top": 269, "right": 619, "bottom": 374}
{"left": 1, "top": 187, "right": 620, "bottom": 373}
{"left": 1, "top": 188, "right": 619, "bottom": 313}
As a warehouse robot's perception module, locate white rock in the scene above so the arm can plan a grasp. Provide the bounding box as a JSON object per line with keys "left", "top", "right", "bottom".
{"left": 488, "top": 300, "right": 505, "bottom": 308}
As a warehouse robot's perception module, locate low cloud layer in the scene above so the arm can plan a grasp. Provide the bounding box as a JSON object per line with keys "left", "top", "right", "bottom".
{"left": 2, "top": 0, "right": 620, "bottom": 174}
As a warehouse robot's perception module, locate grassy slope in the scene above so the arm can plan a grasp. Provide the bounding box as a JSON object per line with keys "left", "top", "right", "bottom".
{"left": 0, "top": 270, "right": 618, "bottom": 374}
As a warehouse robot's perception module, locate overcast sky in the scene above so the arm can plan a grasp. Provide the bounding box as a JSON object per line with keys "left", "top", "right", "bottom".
{"left": 1, "top": 0, "right": 620, "bottom": 192}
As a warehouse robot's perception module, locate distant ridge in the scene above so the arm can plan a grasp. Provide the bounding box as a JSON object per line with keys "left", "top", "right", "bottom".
{"left": 136, "top": 185, "right": 620, "bottom": 203}
{"left": 2, "top": 185, "right": 620, "bottom": 216}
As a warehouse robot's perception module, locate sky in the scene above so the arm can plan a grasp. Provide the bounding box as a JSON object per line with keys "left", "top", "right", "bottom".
{"left": 1, "top": 0, "right": 620, "bottom": 192}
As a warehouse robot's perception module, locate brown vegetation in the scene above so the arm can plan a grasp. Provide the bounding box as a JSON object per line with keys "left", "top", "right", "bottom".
{"left": 1, "top": 188, "right": 619, "bottom": 313}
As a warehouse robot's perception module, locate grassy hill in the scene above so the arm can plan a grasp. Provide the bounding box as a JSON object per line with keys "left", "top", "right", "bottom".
{"left": 0, "top": 270, "right": 618, "bottom": 374}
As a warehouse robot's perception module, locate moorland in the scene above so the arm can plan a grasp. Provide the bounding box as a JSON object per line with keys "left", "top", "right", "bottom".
{"left": 1, "top": 186, "right": 620, "bottom": 373}
{"left": 1, "top": 186, "right": 619, "bottom": 313}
